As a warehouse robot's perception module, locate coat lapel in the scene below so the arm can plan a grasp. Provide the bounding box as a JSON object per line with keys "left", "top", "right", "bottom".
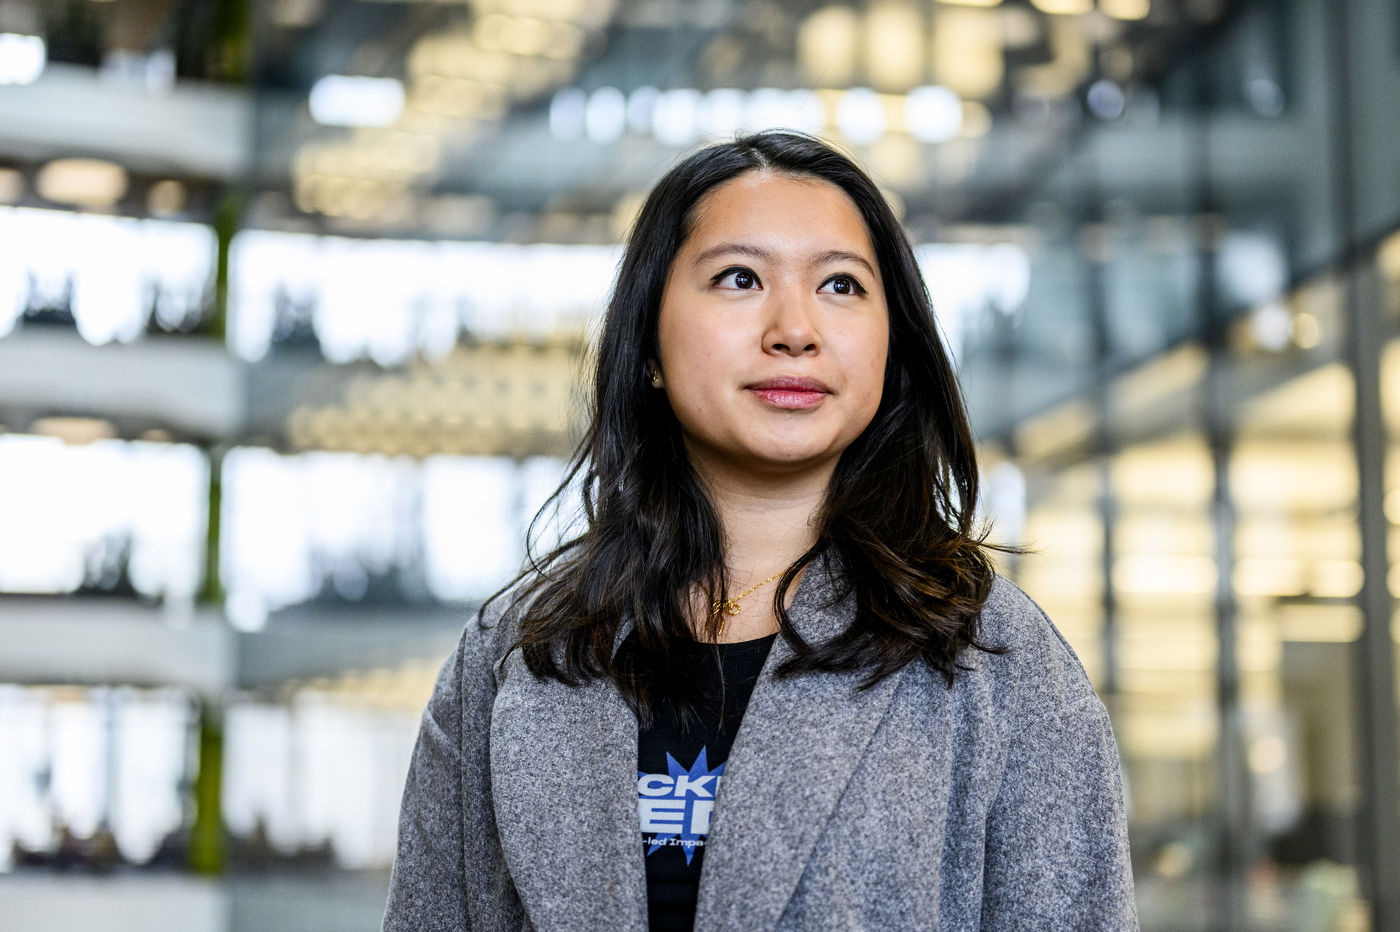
{"left": 490, "top": 645, "right": 647, "bottom": 932}
{"left": 693, "top": 560, "right": 910, "bottom": 932}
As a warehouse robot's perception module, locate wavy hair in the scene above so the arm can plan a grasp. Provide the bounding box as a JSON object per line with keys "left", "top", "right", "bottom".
{"left": 496, "top": 131, "right": 996, "bottom": 723}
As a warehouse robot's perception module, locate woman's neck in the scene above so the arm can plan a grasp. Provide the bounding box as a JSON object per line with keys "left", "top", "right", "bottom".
{"left": 688, "top": 449, "right": 835, "bottom": 642}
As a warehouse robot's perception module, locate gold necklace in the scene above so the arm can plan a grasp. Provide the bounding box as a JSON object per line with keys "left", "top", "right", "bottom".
{"left": 711, "top": 572, "right": 783, "bottom": 634}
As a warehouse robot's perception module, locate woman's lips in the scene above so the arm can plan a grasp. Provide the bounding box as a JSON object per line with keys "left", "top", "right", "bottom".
{"left": 746, "top": 377, "right": 831, "bottom": 410}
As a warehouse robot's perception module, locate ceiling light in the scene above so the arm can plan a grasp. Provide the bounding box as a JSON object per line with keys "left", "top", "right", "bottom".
{"left": 1029, "top": 0, "right": 1093, "bottom": 13}
{"left": 30, "top": 417, "right": 117, "bottom": 445}
{"left": 549, "top": 86, "right": 586, "bottom": 139}
{"left": 36, "top": 158, "right": 128, "bottom": 208}
{"left": 746, "top": 88, "right": 825, "bottom": 135}
{"left": 502, "top": 17, "right": 554, "bottom": 56}
{"left": 931, "top": 10, "right": 1004, "bottom": 99}
{"left": 147, "top": 179, "right": 186, "bottom": 216}
{"left": 1000, "top": 8, "right": 1041, "bottom": 48}
{"left": 1100, "top": 0, "right": 1149, "bottom": 19}
{"left": 473, "top": 14, "right": 512, "bottom": 51}
{"left": 836, "top": 88, "right": 887, "bottom": 145}
{"left": 543, "top": 23, "right": 584, "bottom": 59}
{"left": 309, "top": 75, "right": 405, "bottom": 128}
{"left": 1086, "top": 79, "right": 1125, "bottom": 119}
{"left": 704, "top": 88, "right": 746, "bottom": 139}
{"left": 1250, "top": 302, "right": 1292, "bottom": 352}
{"left": 904, "top": 85, "right": 962, "bottom": 143}
{"left": 584, "top": 86, "right": 626, "bottom": 143}
{"left": 797, "top": 7, "right": 857, "bottom": 87}
{"left": 937, "top": 0, "right": 1002, "bottom": 6}
{"left": 652, "top": 88, "right": 702, "bottom": 146}
{"left": 0, "top": 167, "right": 21, "bottom": 203}
{"left": 627, "top": 86, "right": 659, "bottom": 133}
{"left": 271, "top": 0, "right": 324, "bottom": 27}
{"left": 960, "top": 100, "right": 992, "bottom": 137}
{"left": 866, "top": 3, "right": 923, "bottom": 92}
{"left": 0, "top": 33, "right": 44, "bottom": 85}
{"left": 1292, "top": 312, "right": 1319, "bottom": 348}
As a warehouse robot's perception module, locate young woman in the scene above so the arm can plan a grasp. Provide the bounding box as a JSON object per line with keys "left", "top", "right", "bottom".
{"left": 383, "top": 132, "right": 1137, "bottom": 932}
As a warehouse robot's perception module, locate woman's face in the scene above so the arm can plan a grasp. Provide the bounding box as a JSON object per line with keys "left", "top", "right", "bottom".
{"left": 655, "top": 172, "right": 889, "bottom": 479}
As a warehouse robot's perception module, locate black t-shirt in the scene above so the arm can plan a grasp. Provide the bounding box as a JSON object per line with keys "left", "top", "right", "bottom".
{"left": 636, "top": 633, "right": 778, "bottom": 932}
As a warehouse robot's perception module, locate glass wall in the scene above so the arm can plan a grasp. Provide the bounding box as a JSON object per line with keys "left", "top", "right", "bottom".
{"left": 990, "top": 2, "right": 1400, "bottom": 927}
{"left": 1, "top": 0, "right": 1398, "bottom": 929}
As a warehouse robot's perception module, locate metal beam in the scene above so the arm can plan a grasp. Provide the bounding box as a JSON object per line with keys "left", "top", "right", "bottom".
{"left": 1328, "top": 0, "right": 1400, "bottom": 927}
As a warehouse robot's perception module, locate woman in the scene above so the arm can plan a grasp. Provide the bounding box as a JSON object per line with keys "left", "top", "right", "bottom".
{"left": 383, "top": 132, "right": 1136, "bottom": 932}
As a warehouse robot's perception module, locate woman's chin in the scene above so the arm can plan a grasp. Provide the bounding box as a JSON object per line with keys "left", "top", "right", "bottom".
{"left": 682, "top": 421, "right": 851, "bottom": 476}
{"left": 728, "top": 439, "right": 845, "bottom": 474}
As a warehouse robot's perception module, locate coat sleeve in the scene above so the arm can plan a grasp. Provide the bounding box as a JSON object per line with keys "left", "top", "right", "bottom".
{"left": 382, "top": 629, "right": 472, "bottom": 932}
{"left": 978, "top": 606, "right": 1138, "bottom": 931}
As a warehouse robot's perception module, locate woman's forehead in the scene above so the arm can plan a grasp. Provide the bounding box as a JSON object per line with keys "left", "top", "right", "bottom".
{"left": 684, "top": 172, "right": 874, "bottom": 262}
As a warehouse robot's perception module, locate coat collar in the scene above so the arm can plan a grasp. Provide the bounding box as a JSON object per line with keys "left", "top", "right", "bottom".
{"left": 488, "top": 557, "right": 909, "bottom": 932}
{"left": 692, "top": 560, "right": 909, "bottom": 932}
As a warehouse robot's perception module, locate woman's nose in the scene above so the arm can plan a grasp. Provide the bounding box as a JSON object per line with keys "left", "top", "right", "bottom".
{"left": 763, "top": 292, "right": 821, "bottom": 356}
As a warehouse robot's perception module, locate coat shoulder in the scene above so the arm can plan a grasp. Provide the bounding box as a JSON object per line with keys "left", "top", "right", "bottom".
{"left": 965, "top": 574, "right": 1104, "bottom": 724}
{"left": 456, "top": 581, "right": 533, "bottom": 681}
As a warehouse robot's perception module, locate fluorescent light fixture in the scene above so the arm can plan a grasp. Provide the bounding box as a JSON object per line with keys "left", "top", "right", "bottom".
{"left": 0, "top": 167, "right": 22, "bottom": 203}
{"left": 36, "top": 158, "right": 128, "bottom": 208}
{"left": 1029, "top": 0, "right": 1092, "bottom": 12}
{"left": 904, "top": 85, "right": 963, "bottom": 143}
{"left": 0, "top": 33, "right": 45, "bottom": 85}
{"left": 584, "top": 86, "right": 626, "bottom": 143}
{"left": 652, "top": 88, "right": 702, "bottom": 146}
{"left": 1086, "top": 79, "right": 1126, "bottom": 120}
{"left": 835, "top": 88, "right": 887, "bottom": 145}
{"left": 931, "top": 11, "right": 1004, "bottom": 99}
{"left": 746, "top": 88, "right": 825, "bottom": 135}
{"left": 309, "top": 75, "right": 405, "bottom": 128}
{"left": 1100, "top": 0, "right": 1149, "bottom": 19}
{"left": 627, "top": 86, "right": 659, "bottom": 133}
{"left": 549, "top": 86, "right": 586, "bottom": 140}
{"left": 797, "top": 6, "right": 858, "bottom": 87}
{"left": 704, "top": 88, "right": 746, "bottom": 139}
{"left": 865, "top": 2, "right": 923, "bottom": 92}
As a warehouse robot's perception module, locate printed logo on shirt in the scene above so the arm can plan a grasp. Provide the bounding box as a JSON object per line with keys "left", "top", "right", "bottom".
{"left": 637, "top": 747, "right": 724, "bottom": 865}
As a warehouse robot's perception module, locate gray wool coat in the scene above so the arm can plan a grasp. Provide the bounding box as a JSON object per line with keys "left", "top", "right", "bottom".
{"left": 382, "top": 565, "right": 1139, "bottom": 932}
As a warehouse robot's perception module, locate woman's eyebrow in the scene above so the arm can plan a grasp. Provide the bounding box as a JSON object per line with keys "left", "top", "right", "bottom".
{"left": 692, "top": 242, "right": 776, "bottom": 265}
{"left": 693, "top": 243, "right": 876, "bottom": 277}
{"left": 812, "top": 250, "right": 876, "bottom": 277}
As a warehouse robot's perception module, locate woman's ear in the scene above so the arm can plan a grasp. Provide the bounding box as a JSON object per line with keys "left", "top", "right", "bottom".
{"left": 646, "top": 361, "right": 664, "bottom": 388}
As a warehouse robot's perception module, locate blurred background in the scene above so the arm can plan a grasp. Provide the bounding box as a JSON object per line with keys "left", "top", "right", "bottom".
{"left": 0, "top": 0, "right": 1398, "bottom": 929}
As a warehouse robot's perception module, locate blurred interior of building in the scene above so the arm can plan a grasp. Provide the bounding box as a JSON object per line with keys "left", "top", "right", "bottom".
{"left": 0, "top": 0, "right": 1398, "bottom": 929}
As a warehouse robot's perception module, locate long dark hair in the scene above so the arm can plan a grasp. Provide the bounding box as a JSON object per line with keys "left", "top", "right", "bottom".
{"left": 497, "top": 131, "right": 995, "bottom": 723}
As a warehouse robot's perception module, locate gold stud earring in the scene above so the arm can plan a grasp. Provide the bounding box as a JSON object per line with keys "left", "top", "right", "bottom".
{"left": 650, "top": 371, "right": 661, "bottom": 386}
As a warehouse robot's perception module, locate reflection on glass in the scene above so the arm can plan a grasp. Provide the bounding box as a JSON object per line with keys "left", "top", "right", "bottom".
{"left": 0, "top": 686, "right": 196, "bottom": 872}
{"left": 222, "top": 663, "right": 436, "bottom": 870}
{"left": 220, "top": 449, "right": 579, "bottom": 630}
{"left": 1015, "top": 358, "right": 1380, "bottom": 928}
{"left": 0, "top": 436, "right": 208, "bottom": 602}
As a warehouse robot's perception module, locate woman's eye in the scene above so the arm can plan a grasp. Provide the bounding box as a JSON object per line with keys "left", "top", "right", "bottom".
{"left": 819, "top": 275, "right": 862, "bottom": 296}
{"left": 716, "top": 268, "right": 760, "bottom": 290}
